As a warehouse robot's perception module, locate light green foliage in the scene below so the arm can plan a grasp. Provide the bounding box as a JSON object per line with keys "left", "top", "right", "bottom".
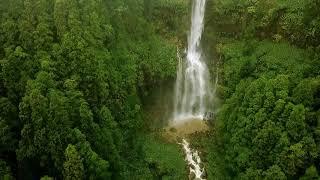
{"left": 188, "top": 132, "right": 227, "bottom": 179}
{"left": 1, "top": 0, "right": 319, "bottom": 179}
{"left": 211, "top": 40, "right": 320, "bottom": 179}
{"left": 73, "top": 130, "right": 111, "bottom": 180}
{"left": 202, "top": 2, "right": 320, "bottom": 178}
{"left": 263, "top": 165, "right": 287, "bottom": 180}
{"left": 300, "top": 165, "right": 319, "bottom": 180}
{"left": 143, "top": 135, "right": 188, "bottom": 179}
{"left": 147, "top": 0, "right": 188, "bottom": 38}
{"left": 201, "top": 0, "right": 320, "bottom": 174}
{"left": 63, "top": 145, "right": 84, "bottom": 180}
{"left": 0, "top": 0, "right": 184, "bottom": 179}
{"left": 205, "top": 0, "right": 320, "bottom": 47}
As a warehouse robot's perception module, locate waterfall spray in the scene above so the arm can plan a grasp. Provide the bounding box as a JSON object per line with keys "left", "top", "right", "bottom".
{"left": 173, "top": 0, "right": 212, "bottom": 123}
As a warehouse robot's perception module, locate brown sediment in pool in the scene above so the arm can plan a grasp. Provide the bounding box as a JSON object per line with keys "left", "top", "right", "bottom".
{"left": 162, "top": 119, "right": 209, "bottom": 142}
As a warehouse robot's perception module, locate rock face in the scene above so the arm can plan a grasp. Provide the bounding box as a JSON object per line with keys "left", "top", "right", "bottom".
{"left": 203, "top": 112, "right": 214, "bottom": 121}
{"left": 189, "top": 172, "right": 196, "bottom": 180}
{"left": 201, "top": 170, "right": 207, "bottom": 179}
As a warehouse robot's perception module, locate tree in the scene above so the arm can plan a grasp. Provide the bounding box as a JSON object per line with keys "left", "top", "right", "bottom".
{"left": 300, "top": 165, "right": 319, "bottom": 180}
{"left": 53, "top": 0, "right": 68, "bottom": 38}
{"left": 263, "top": 165, "right": 286, "bottom": 180}
{"left": 0, "top": 98, "right": 17, "bottom": 153}
{"left": 213, "top": 39, "right": 320, "bottom": 179}
{"left": 63, "top": 145, "right": 84, "bottom": 180}
{"left": 286, "top": 105, "right": 306, "bottom": 142}
{"left": 0, "top": 159, "right": 13, "bottom": 180}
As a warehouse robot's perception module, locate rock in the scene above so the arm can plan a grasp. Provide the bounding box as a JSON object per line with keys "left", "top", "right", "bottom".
{"left": 203, "top": 111, "right": 214, "bottom": 121}
{"left": 192, "top": 156, "right": 197, "bottom": 162}
{"left": 199, "top": 163, "right": 204, "bottom": 169}
{"left": 189, "top": 164, "right": 196, "bottom": 170}
{"left": 189, "top": 172, "right": 196, "bottom": 180}
{"left": 169, "top": 127, "right": 177, "bottom": 133}
{"left": 201, "top": 170, "right": 207, "bottom": 179}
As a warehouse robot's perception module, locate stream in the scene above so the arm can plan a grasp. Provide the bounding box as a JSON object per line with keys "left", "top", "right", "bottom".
{"left": 180, "top": 139, "right": 206, "bottom": 180}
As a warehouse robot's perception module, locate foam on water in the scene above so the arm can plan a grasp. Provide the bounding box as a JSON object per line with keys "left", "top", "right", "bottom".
{"left": 173, "top": 0, "right": 212, "bottom": 123}
{"left": 180, "top": 139, "right": 206, "bottom": 179}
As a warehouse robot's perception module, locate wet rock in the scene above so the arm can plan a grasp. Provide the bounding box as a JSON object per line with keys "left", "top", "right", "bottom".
{"left": 192, "top": 156, "right": 197, "bottom": 162}
{"left": 189, "top": 172, "right": 196, "bottom": 180}
{"left": 189, "top": 164, "right": 196, "bottom": 170}
{"left": 177, "top": 136, "right": 183, "bottom": 142}
{"left": 201, "top": 170, "right": 207, "bottom": 179}
{"left": 199, "top": 163, "right": 204, "bottom": 169}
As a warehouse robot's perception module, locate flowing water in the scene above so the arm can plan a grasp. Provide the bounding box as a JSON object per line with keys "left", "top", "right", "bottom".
{"left": 172, "top": 0, "right": 211, "bottom": 179}
{"left": 180, "top": 139, "right": 206, "bottom": 180}
{"left": 173, "top": 0, "right": 212, "bottom": 122}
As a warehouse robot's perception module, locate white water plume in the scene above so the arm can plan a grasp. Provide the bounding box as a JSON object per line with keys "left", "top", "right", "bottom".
{"left": 180, "top": 139, "right": 206, "bottom": 180}
{"left": 173, "top": 0, "right": 212, "bottom": 122}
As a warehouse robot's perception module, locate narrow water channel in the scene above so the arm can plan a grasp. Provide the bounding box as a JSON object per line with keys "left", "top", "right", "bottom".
{"left": 180, "top": 139, "right": 206, "bottom": 180}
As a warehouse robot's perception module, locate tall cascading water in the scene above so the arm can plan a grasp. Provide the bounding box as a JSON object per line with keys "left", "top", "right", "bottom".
{"left": 173, "top": 0, "right": 212, "bottom": 122}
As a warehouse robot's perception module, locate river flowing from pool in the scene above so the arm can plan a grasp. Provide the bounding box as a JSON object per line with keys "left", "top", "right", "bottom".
{"left": 180, "top": 139, "right": 206, "bottom": 180}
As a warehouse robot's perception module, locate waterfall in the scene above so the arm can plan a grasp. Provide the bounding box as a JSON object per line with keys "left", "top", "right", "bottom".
{"left": 173, "top": 0, "right": 212, "bottom": 122}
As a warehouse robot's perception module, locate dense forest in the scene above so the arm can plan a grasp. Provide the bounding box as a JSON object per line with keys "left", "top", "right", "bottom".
{"left": 201, "top": 0, "right": 320, "bottom": 179}
{"left": 0, "top": 0, "right": 319, "bottom": 179}
{"left": 0, "top": 0, "right": 187, "bottom": 179}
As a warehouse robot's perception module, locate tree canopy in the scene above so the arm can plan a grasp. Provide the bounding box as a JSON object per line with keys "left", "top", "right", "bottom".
{"left": 202, "top": 0, "right": 320, "bottom": 179}
{"left": 0, "top": 0, "right": 187, "bottom": 179}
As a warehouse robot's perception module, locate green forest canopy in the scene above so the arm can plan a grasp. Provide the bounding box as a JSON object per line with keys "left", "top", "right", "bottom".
{"left": 0, "top": 0, "right": 319, "bottom": 179}
{"left": 203, "top": 0, "right": 320, "bottom": 179}
{"left": 0, "top": 0, "right": 187, "bottom": 179}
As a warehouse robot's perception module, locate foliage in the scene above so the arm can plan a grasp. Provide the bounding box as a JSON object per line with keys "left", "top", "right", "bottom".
{"left": 0, "top": 0, "right": 185, "bottom": 179}
{"left": 205, "top": 0, "right": 320, "bottom": 47}
{"left": 0, "top": 159, "right": 13, "bottom": 180}
{"left": 149, "top": 0, "right": 189, "bottom": 39}
{"left": 142, "top": 135, "right": 188, "bottom": 179}
{"left": 201, "top": 1, "right": 320, "bottom": 179}
{"left": 212, "top": 40, "right": 320, "bottom": 179}
{"left": 63, "top": 145, "right": 84, "bottom": 180}
{"left": 1, "top": 0, "right": 319, "bottom": 179}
